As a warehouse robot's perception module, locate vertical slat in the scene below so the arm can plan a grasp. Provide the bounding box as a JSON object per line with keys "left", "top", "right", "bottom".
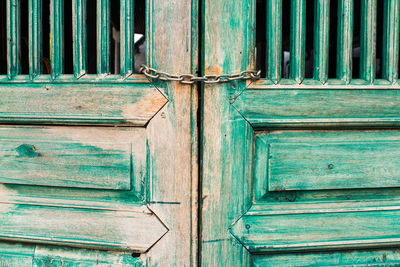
{"left": 313, "top": 0, "right": 330, "bottom": 83}
{"left": 289, "top": 0, "right": 306, "bottom": 83}
{"left": 72, "top": 0, "right": 87, "bottom": 78}
{"left": 50, "top": 0, "right": 63, "bottom": 79}
{"left": 266, "top": 0, "right": 281, "bottom": 83}
{"left": 7, "top": 0, "right": 21, "bottom": 78}
{"left": 382, "top": 0, "right": 400, "bottom": 83}
{"left": 336, "top": 0, "right": 353, "bottom": 83}
{"left": 97, "top": 0, "right": 110, "bottom": 75}
{"left": 360, "top": 0, "right": 377, "bottom": 83}
{"left": 121, "top": 0, "right": 134, "bottom": 77}
{"left": 29, "top": 0, "right": 42, "bottom": 78}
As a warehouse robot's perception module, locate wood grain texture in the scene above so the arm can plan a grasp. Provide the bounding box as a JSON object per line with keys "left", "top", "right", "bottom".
{"left": 144, "top": 0, "right": 199, "bottom": 265}
{"left": 252, "top": 248, "right": 400, "bottom": 266}
{"left": 0, "top": 83, "right": 167, "bottom": 125}
{"left": 255, "top": 130, "right": 400, "bottom": 191}
{"left": 0, "top": 242, "right": 144, "bottom": 266}
{"left": 201, "top": 0, "right": 254, "bottom": 265}
{"left": 0, "top": 203, "right": 168, "bottom": 252}
{"left": 231, "top": 204, "right": 400, "bottom": 253}
{"left": 233, "top": 88, "right": 400, "bottom": 127}
{"left": 0, "top": 132, "right": 138, "bottom": 190}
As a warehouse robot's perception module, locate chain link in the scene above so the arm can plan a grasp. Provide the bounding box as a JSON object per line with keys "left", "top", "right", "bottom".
{"left": 139, "top": 64, "right": 261, "bottom": 85}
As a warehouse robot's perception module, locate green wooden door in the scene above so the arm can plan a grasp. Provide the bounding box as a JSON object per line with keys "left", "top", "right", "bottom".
{"left": 0, "top": 0, "right": 198, "bottom": 266}
{"left": 201, "top": 0, "right": 400, "bottom": 266}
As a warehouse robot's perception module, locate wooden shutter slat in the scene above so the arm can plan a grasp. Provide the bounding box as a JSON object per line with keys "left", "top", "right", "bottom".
{"left": 7, "top": 0, "right": 21, "bottom": 79}
{"left": 72, "top": 0, "right": 87, "bottom": 78}
{"left": 266, "top": 0, "right": 281, "bottom": 83}
{"left": 382, "top": 0, "right": 400, "bottom": 83}
{"left": 360, "top": 0, "right": 377, "bottom": 83}
{"left": 337, "top": 0, "right": 353, "bottom": 84}
{"left": 97, "top": 0, "right": 110, "bottom": 75}
{"left": 120, "top": 0, "right": 134, "bottom": 77}
{"left": 29, "top": 0, "right": 41, "bottom": 78}
{"left": 50, "top": 0, "right": 64, "bottom": 79}
{"left": 289, "top": 0, "right": 306, "bottom": 83}
{"left": 313, "top": 0, "right": 330, "bottom": 83}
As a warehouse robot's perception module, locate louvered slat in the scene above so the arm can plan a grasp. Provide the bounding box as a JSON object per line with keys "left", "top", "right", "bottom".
{"left": 72, "top": 0, "right": 87, "bottom": 78}
{"left": 97, "top": 0, "right": 110, "bottom": 75}
{"left": 265, "top": 0, "right": 281, "bottom": 83}
{"left": 313, "top": 0, "right": 330, "bottom": 83}
{"left": 50, "top": 0, "right": 64, "bottom": 79}
{"left": 382, "top": 0, "right": 400, "bottom": 83}
{"left": 7, "top": 0, "right": 21, "bottom": 79}
{"left": 289, "top": 0, "right": 305, "bottom": 83}
{"left": 336, "top": 0, "right": 353, "bottom": 84}
{"left": 29, "top": 0, "right": 41, "bottom": 78}
{"left": 360, "top": 0, "right": 377, "bottom": 83}
{"left": 121, "top": 0, "right": 134, "bottom": 77}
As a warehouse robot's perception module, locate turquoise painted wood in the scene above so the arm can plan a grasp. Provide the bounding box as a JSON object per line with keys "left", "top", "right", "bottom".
{"left": 0, "top": 0, "right": 198, "bottom": 265}
{"left": 201, "top": 0, "right": 400, "bottom": 265}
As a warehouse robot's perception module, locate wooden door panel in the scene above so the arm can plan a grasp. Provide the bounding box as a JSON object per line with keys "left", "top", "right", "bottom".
{"left": 0, "top": 0, "right": 198, "bottom": 265}
{"left": 201, "top": 0, "right": 400, "bottom": 265}
{"left": 0, "top": 125, "right": 148, "bottom": 190}
{"left": 0, "top": 203, "right": 167, "bottom": 252}
{"left": 0, "top": 83, "right": 167, "bottom": 126}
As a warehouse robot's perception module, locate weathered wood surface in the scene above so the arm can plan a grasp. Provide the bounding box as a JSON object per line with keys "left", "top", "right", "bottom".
{"left": 0, "top": 242, "right": 144, "bottom": 266}
{"left": 0, "top": 203, "right": 168, "bottom": 252}
{"left": 252, "top": 248, "right": 400, "bottom": 266}
{"left": 256, "top": 130, "right": 400, "bottom": 191}
{"left": 0, "top": 83, "right": 167, "bottom": 125}
{"left": 0, "top": 126, "right": 148, "bottom": 190}
{"left": 231, "top": 204, "right": 400, "bottom": 253}
{"left": 201, "top": 0, "right": 254, "bottom": 265}
{"left": 0, "top": 125, "right": 146, "bottom": 193}
{"left": 233, "top": 88, "right": 400, "bottom": 127}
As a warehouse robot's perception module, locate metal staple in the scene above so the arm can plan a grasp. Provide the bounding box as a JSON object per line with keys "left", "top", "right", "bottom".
{"left": 139, "top": 64, "right": 261, "bottom": 85}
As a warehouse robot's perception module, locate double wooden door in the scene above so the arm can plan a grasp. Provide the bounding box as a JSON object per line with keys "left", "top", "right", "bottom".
{"left": 2, "top": 0, "right": 400, "bottom": 266}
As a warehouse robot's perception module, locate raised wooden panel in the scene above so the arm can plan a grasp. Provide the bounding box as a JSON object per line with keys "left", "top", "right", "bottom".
{"left": 0, "top": 203, "right": 168, "bottom": 252}
{"left": 233, "top": 88, "right": 400, "bottom": 127}
{"left": 0, "top": 140, "right": 131, "bottom": 190}
{"left": 230, "top": 202, "right": 400, "bottom": 253}
{"left": 0, "top": 126, "right": 146, "bottom": 193}
{"left": 0, "top": 83, "right": 167, "bottom": 126}
{"left": 262, "top": 132, "right": 400, "bottom": 191}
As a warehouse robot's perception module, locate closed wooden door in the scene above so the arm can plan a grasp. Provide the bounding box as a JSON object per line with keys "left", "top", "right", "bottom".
{"left": 201, "top": 0, "right": 400, "bottom": 266}
{"left": 0, "top": 0, "right": 197, "bottom": 266}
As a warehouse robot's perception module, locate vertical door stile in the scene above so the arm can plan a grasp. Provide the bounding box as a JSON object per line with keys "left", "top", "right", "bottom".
{"left": 29, "top": 0, "right": 42, "bottom": 79}
{"left": 50, "top": 0, "right": 64, "bottom": 79}
{"left": 382, "top": 0, "right": 400, "bottom": 83}
{"left": 7, "top": 0, "right": 21, "bottom": 79}
{"left": 313, "top": 0, "right": 330, "bottom": 84}
{"left": 97, "top": 0, "right": 110, "bottom": 76}
{"left": 266, "top": 0, "right": 282, "bottom": 84}
{"left": 289, "top": 0, "right": 306, "bottom": 83}
{"left": 360, "top": 0, "right": 377, "bottom": 84}
{"left": 120, "top": 0, "right": 134, "bottom": 78}
{"left": 72, "top": 0, "right": 87, "bottom": 78}
{"left": 337, "top": 0, "right": 353, "bottom": 84}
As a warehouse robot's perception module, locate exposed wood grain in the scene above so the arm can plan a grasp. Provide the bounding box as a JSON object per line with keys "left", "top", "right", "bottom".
{"left": 6, "top": 0, "right": 21, "bottom": 78}
{"left": 50, "top": 0, "right": 64, "bottom": 78}
{"left": 143, "top": 0, "right": 199, "bottom": 265}
{"left": 72, "top": 0, "right": 87, "bottom": 78}
{"left": 265, "top": 0, "right": 281, "bottom": 83}
{"left": 0, "top": 203, "right": 168, "bottom": 252}
{"left": 0, "top": 83, "right": 167, "bottom": 125}
{"left": 313, "top": 0, "right": 330, "bottom": 83}
{"left": 0, "top": 139, "right": 132, "bottom": 190}
{"left": 289, "top": 0, "right": 306, "bottom": 83}
{"left": 360, "top": 0, "right": 377, "bottom": 83}
{"left": 201, "top": 0, "right": 254, "bottom": 265}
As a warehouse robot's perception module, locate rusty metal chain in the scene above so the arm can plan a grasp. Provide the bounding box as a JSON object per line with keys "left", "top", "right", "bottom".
{"left": 139, "top": 64, "right": 261, "bottom": 85}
